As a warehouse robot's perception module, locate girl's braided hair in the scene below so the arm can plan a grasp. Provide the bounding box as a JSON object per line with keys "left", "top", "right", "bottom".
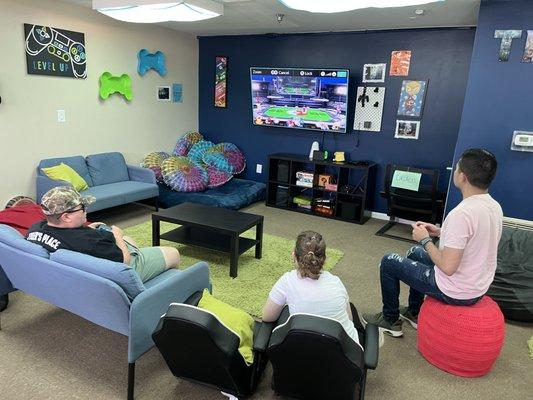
{"left": 294, "top": 230, "right": 326, "bottom": 280}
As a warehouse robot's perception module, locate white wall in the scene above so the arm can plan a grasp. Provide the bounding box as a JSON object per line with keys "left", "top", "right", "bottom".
{"left": 0, "top": 0, "right": 198, "bottom": 206}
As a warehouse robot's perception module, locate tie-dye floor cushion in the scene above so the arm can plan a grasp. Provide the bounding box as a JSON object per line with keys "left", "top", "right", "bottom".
{"left": 141, "top": 151, "right": 171, "bottom": 183}
{"left": 202, "top": 143, "right": 246, "bottom": 175}
{"left": 172, "top": 131, "right": 204, "bottom": 156}
{"left": 161, "top": 156, "right": 208, "bottom": 192}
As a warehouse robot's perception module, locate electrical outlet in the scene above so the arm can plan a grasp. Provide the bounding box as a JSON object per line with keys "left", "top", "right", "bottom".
{"left": 256, "top": 164, "right": 262, "bottom": 174}
{"left": 57, "top": 109, "right": 66, "bottom": 123}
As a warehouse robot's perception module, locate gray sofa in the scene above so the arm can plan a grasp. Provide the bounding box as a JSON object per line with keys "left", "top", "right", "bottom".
{"left": 37, "top": 152, "right": 159, "bottom": 213}
{"left": 0, "top": 223, "right": 211, "bottom": 398}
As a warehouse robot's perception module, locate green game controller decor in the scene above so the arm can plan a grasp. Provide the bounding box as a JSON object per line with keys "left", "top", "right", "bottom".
{"left": 99, "top": 72, "right": 133, "bottom": 101}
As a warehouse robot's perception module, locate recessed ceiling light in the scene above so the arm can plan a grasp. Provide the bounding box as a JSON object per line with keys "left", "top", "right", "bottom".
{"left": 278, "top": 0, "right": 444, "bottom": 13}
{"left": 414, "top": 9, "right": 425, "bottom": 15}
{"left": 92, "top": 0, "right": 223, "bottom": 23}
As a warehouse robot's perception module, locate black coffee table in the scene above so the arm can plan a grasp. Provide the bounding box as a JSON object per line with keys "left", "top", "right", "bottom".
{"left": 152, "top": 202, "right": 263, "bottom": 278}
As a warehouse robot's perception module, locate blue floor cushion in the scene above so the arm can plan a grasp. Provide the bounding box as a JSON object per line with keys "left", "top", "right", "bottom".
{"left": 157, "top": 178, "right": 266, "bottom": 210}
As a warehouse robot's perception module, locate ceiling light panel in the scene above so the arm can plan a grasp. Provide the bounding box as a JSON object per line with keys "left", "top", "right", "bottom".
{"left": 278, "top": 0, "right": 445, "bottom": 14}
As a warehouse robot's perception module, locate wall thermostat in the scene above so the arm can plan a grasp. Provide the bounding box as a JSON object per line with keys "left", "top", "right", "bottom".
{"left": 511, "top": 131, "right": 533, "bottom": 152}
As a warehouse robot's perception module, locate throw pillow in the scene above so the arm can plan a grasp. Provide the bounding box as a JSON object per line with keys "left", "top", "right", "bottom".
{"left": 197, "top": 288, "right": 254, "bottom": 365}
{"left": 41, "top": 163, "right": 89, "bottom": 191}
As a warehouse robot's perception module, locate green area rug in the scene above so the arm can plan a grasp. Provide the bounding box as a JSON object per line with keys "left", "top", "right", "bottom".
{"left": 123, "top": 221, "right": 344, "bottom": 316}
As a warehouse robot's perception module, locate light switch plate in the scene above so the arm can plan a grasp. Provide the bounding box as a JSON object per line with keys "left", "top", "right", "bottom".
{"left": 256, "top": 164, "right": 262, "bottom": 174}
{"left": 57, "top": 109, "right": 66, "bottom": 123}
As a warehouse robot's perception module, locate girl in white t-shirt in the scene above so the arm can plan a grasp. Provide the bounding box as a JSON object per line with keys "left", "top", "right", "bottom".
{"left": 262, "top": 230, "right": 364, "bottom": 346}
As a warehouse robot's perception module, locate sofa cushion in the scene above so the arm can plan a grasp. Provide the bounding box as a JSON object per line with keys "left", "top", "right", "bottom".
{"left": 0, "top": 224, "right": 49, "bottom": 258}
{"left": 50, "top": 249, "right": 145, "bottom": 299}
{"left": 86, "top": 152, "right": 129, "bottom": 186}
{"left": 41, "top": 163, "right": 89, "bottom": 192}
{"left": 82, "top": 181, "right": 159, "bottom": 212}
{"left": 39, "top": 156, "right": 94, "bottom": 187}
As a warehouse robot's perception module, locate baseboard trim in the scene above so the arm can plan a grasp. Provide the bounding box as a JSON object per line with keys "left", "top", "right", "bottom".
{"left": 370, "top": 212, "right": 415, "bottom": 226}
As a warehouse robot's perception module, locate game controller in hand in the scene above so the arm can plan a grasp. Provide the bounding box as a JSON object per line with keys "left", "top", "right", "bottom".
{"left": 97, "top": 224, "right": 113, "bottom": 233}
{"left": 99, "top": 72, "right": 133, "bottom": 101}
{"left": 137, "top": 49, "right": 167, "bottom": 77}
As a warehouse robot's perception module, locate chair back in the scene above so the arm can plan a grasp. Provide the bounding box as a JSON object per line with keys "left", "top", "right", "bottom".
{"left": 152, "top": 303, "right": 254, "bottom": 397}
{"left": 268, "top": 313, "right": 364, "bottom": 400}
{"left": 384, "top": 164, "right": 440, "bottom": 223}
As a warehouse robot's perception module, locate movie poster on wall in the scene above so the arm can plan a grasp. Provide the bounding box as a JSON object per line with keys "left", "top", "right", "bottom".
{"left": 523, "top": 30, "right": 533, "bottom": 62}
{"left": 214, "top": 56, "right": 228, "bottom": 108}
{"left": 24, "top": 24, "right": 87, "bottom": 78}
{"left": 390, "top": 51, "right": 411, "bottom": 76}
{"left": 397, "top": 80, "right": 428, "bottom": 118}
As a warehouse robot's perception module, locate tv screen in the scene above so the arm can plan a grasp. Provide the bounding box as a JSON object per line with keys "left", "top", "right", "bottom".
{"left": 250, "top": 67, "right": 349, "bottom": 133}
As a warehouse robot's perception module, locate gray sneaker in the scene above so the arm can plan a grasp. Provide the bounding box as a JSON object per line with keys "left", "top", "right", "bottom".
{"left": 399, "top": 306, "right": 418, "bottom": 329}
{"left": 362, "top": 312, "right": 403, "bottom": 337}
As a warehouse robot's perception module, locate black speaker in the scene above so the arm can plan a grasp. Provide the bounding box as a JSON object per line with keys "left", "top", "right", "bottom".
{"left": 277, "top": 161, "right": 289, "bottom": 183}
{"left": 276, "top": 186, "right": 289, "bottom": 206}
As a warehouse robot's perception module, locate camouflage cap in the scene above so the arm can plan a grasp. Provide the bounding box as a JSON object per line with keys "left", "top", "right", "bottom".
{"left": 40, "top": 186, "right": 95, "bottom": 216}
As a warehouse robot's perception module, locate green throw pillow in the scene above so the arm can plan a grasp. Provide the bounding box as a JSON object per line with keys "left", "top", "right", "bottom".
{"left": 41, "top": 163, "right": 89, "bottom": 192}
{"left": 197, "top": 289, "right": 254, "bottom": 365}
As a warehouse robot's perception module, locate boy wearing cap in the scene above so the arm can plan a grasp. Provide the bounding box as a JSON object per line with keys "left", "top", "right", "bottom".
{"left": 26, "top": 186, "right": 180, "bottom": 283}
{"left": 363, "top": 149, "right": 503, "bottom": 338}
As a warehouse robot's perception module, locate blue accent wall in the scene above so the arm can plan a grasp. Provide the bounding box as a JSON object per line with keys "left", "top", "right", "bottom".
{"left": 447, "top": 0, "right": 533, "bottom": 220}
{"left": 199, "top": 28, "right": 475, "bottom": 213}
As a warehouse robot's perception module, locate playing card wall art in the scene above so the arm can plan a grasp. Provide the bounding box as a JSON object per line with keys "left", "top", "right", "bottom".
{"left": 397, "top": 80, "right": 428, "bottom": 118}
{"left": 354, "top": 86, "right": 385, "bottom": 132}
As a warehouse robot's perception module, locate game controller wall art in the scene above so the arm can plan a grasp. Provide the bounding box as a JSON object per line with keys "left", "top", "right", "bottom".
{"left": 99, "top": 72, "right": 133, "bottom": 101}
{"left": 24, "top": 24, "right": 87, "bottom": 79}
{"left": 137, "top": 49, "right": 167, "bottom": 76}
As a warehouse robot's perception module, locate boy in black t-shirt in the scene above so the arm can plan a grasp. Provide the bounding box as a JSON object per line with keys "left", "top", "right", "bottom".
{"left": 27, "top": 187, "right": 180, "bottom": 283}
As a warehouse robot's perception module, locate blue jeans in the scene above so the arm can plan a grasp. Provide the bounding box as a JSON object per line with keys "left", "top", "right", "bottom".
{"left": 380, "top": 246, "right": 481, "bottom": 323}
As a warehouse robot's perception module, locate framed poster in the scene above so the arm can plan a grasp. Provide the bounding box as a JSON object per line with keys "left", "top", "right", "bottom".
{"left": 214, "top": 56, "right": 228, "bottom": 108}
{"left": 397, "top": 79, "right": 428, "bottom": 118}
{"left": 157, "top": 86, "right": 171, "bottom": 101}
{"left": 362, "top": 63, "right": 386, "bottom": 83}
{"left": 390, "top": 51, "right": 411, "bottom": 76}
{"left": 24, "top": 24, "right": 87, "bottom": 79}
{"left": 395, "top": 120, "right": 420, "bottom": 140}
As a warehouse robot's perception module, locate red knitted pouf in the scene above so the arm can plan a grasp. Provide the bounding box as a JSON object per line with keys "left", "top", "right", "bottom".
{"left": 417, "top": 296, "right": 505, "bottom": 377}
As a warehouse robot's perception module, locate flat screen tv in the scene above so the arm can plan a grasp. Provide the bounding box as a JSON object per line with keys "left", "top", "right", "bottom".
{"left": 250, "top": 67, "right": 349, "bottom": 133}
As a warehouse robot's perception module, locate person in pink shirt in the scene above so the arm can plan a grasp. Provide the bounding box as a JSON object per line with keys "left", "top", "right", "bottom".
{"left": 363, "top": 149, "right": 503, "bottom": 338}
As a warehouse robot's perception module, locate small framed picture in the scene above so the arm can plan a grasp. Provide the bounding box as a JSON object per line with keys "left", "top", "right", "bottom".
{"left": 156, "top": 86, "right": 171, "bottom": 101}
{"left": 362, "top": 63, "right": 386, "bottom": 83}
{"left": 395, "top": 120, "right": 420, "bottom": 140}
{"left": 214, "top": 55, "right": 228, "bottom": 108}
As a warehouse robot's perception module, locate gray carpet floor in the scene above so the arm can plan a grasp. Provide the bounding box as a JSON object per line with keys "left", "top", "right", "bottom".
{"left": 0, "top": 202, "right": 531, "bottom": 399}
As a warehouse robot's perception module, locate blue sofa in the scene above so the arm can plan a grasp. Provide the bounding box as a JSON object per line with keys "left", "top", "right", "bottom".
{"left": 37, "top": 152, "right": 159, "bottom": 213}
{"left": 0, "top": 224, "right": 211, "bottom": 399}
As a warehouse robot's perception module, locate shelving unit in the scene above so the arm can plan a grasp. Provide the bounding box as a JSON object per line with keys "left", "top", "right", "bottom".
{"left": 266, "top": 153, "right": 377, "bottom": 224}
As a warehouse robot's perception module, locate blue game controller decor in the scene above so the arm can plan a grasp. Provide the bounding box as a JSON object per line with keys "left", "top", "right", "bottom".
{"left": 138, "top": 49, "right": 167, "bottom": 77}
{"left": 99, "top": 72, "right": 133, "bottom": 101}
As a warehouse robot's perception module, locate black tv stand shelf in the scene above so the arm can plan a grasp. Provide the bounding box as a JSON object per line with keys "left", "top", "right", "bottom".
{"left": 266, "top": 153, "right": 377, "bottom": 225}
